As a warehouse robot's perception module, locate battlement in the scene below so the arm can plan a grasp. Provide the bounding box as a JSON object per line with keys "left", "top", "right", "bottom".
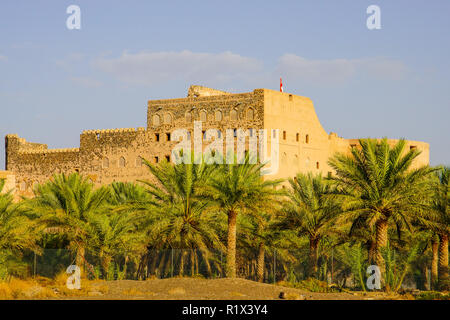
{"left": 18, "top": 148, "right": 80, "bottom": 155}
{"left": 81, "top": 127, "right": 146, "bottom": 135}
{"left": 148, "top": 89, "right": 261, "bottom": 106}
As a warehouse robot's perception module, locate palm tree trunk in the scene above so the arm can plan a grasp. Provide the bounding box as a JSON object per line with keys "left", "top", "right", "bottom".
{"left": 179, "top": 250, "right": 185, "bottom": 276}
{"left": 76, "top": 246, "right": 85, "bottom": 277}
{"left": 102, "top": 256, "right": 112, "bottom": 280}
{"left": 431, "top": 238, "right": 439, "bottom": 290}
{"left": 438, "top": 234, "right": 449, "bottom": 290}
{"left": 194, "top": 250, "right": 199, "bottom": 276}
{"left": 257, "top": 243, "right": 265, "bottom": 282}
{"left": 375, "top": 218, "right": 388, "bottom": 286}
{"left": 190, "top": 250, "right": 195, "bottom": 276}
{"left": 226, "top": 209, "right": 238, "bottom": 278}
{"left": 123, "top": 255, "right": 129, "bottom": 279}
{"left": 200, "top": 248, "right": 212, "bottom": 277}
{"left": 309, "top": 237, "right": 319, "bottom": 277}
{"left": 368, "top": 240, "right": 376, "bottom": 265}
{"left": 423, "top": 266, "right": 430, "bottom": 291}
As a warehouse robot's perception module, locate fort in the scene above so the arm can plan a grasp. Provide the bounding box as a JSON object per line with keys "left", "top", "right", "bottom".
{"left": 2, "top": 85, "right": 430, "bottom": 198}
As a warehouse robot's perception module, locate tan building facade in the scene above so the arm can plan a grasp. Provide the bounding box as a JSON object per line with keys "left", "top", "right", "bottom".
{"left": 3, "top": 85, "right": 430, "bottom": 197}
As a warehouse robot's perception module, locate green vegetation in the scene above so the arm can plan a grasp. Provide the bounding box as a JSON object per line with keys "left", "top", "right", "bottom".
{"left": 0, "top": 139, "right": 448, "bottom": 293}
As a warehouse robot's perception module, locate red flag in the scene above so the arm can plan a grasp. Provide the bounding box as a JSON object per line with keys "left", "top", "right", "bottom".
{"left": 280, "top": 78, "right": 283, "bottom": 92}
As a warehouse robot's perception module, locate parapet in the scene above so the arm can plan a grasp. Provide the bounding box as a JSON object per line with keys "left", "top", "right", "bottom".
{"left": 18, "top": 148, "right": 80, "bottom": 155}
{"left": 81, "top": 127, "right": 146, "bottom": 135}
{"left": 187, "top": 85, "right": 231, "bottom": 98}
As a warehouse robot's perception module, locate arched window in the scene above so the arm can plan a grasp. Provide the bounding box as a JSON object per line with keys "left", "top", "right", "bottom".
{"left": 215, "top": 110, "right": 222, "bottom": 121}
{"left": 246, "top": 108, "right": 255, "bottom": 120}
{"left": 119, "top": 157, "right": 126, "bottom": 168}
{"left": 103, "top": 157, "right": 109, "bottom": 168}
{"left": 200, "top": 110, "right": 207, "bottom": 122}
{"left": 152, "top": 114, "right": 161, "bottom": 126}
{"left": 230, "top": 109, "right": 238, "bottom": 121}
{"left": 305, "top": 134, "right": 309, "bottom": 144}
{"left": 185, "top": 111, "right": 192, "bottom": 123}
{"left": 164, "top": 113, "right": 172, "bottom": 125}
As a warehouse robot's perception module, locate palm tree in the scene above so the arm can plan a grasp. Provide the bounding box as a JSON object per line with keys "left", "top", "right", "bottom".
{"left": 239, "top": 212, "right": 280, "bottom": 282}
{"left": 422, "top": 166, "right": 449, "bottom": 290}
{"left": 201, "top": 155, "right": 283, "bottom": 278}
{"left": 328, "top": 138, "right": 434, "bottom": 286}
{"left": 108, "top": 181, "right": 151, "bottom": 205}
{"left": 278, "top": 172, "right": 340, "bottom": 277}
{"left": 88, "top": 210, "right": 146, "bottom": 279}
{"left": 29, "top": 173, "right": 110, "bottom": 275}
{"left": 139, "top": 157, "right": 224, "bottom": 277}
{"left": 0, "top": 179, "right": 41, "bottom": 278}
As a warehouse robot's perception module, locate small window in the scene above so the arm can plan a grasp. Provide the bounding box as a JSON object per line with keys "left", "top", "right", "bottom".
{"left": 164, "top": 113, "right": 172, "bottom": 125}
{"left": 233, "top": 129, "right": 237, "bottom": 137}
{"left": 185, "top": 111, "right": 192, "bottom": 123}
{"left": 202, "top": 130, "right": 206, "bottom": 139}
{"left": 289, "top": 94, "right": 293, "bottom": 101}
{"left": 410, "top": 145, "right": 417, "bottom": 150}
{"left": 350, "top": 144, "right": 356, "bottom": 148}
{"left": 155, "top": 133, "right": 160, "bottom": 142}
{"left": 305, "top": 134, "right": 309, "bottom": 144}
{"left": 74, "top": 168, "right": 80, "bottom": 173}
{"left": 154, "top": 156, "right": 159, "bottom": 163}
{"left": 296, "top": 133, "right": 299, "bottom": 142}
{"left": 246, "top": 108, "right": 255, "bottom": 120}
{"left": 215, "top": 110, "right": 222, "bottom": 121}
{"left": 103, "top": 157, "right": 109, "bottom": 168}
{"left": 165, "top": 155, "right": 170, "bottom": 162}
{"left": 283, "top": 131, "right": 286, "bottom": 140}
{"left": 119, "top": 157, "right": 126, "bottom": 168}
{"left": 152, "top": 114, "right": 161, "bottom": 126}
{"left": 200, "top": 110, "right": 207, "bottom": 122}
{"left": 166, "top": 132, "right": 171, "bottom": 141}
{"left": 230, "top": 109, "right": 238, "bottom": 121}
{"left": 316, "top": 162, "right": 320, "bottom": 169}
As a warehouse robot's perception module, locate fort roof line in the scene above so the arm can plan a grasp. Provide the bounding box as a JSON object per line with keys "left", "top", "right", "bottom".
{"left": 82, "top": 127, "right": 146, "bottom": 134}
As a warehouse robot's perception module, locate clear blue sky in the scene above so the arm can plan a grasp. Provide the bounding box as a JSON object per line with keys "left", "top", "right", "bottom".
{"left": 0, "top": 0, "right": 449, "bottom": 168}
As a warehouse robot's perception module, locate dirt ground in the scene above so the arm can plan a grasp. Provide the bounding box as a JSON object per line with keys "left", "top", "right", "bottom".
{"left": 54, "top": 278, "right": 393, "bottom": 300}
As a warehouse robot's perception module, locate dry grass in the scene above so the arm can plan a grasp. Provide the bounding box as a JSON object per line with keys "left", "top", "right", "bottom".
{"left": 122, "top": 288, "right": 154, "bottom": 296}
{"left": 0, "top": 271, "right": 111, "bottom": 300}
{"left": 0, "top": 278, "right": 56, "bottom": 300}
{"left": 168, "top": 287, "right": 186, "bottom": 295}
